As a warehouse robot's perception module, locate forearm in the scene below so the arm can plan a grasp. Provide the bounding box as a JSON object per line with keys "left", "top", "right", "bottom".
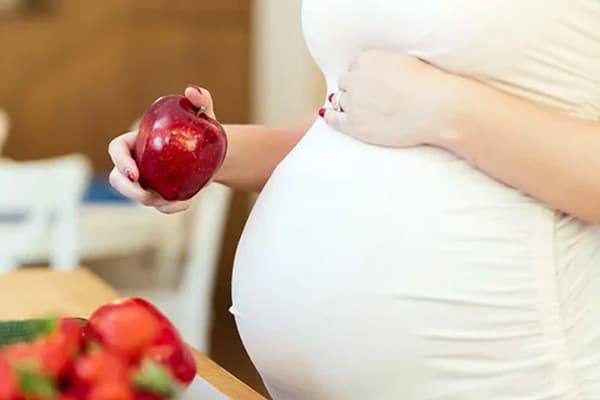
{"left": 215, "top": 114, "right": 315, "bottom": 192}
{"left": 439, "top": 82, "right": 600, "bottom": 223}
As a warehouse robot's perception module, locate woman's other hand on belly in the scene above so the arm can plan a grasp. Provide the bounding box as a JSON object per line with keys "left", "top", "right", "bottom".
{"left": 319, "top": 50, "right": 467, "bottom": 148}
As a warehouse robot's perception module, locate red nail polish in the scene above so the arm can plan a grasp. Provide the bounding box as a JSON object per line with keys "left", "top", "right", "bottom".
{"left": 186, "top": 84, "right": 202, "bottom": 95}
{"left": 318, "top": 108, "right": 326, "bottom": 118}
{"left": 328, "top": 93, "right": 335, "bottom": 103}
{"left": 126, "top": 170, "right": 136, "bottom": 182}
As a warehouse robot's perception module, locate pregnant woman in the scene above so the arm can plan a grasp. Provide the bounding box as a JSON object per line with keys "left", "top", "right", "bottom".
{"left": 109, "top": 1, "right": 600, "bottom": 398}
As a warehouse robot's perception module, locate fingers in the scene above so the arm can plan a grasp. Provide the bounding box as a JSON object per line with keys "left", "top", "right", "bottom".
{"left": 325, "top": 76, "right": 352, "bottom": 132}
{"left": 335, "top": 72, "right": 355, "bottom": 111}
{"left": 108, "top": 167, "right": 148, "bottom": 202}
{"left": 156, "top": 201, "right": 191, "bottom": 215}
{"left": 108, "top": 132, "right": 139, "bottom": 182}
{"left": 329, "top": 90, "right": 348, "bottom": 113}
{"left": 184, "top": 84, "right": 216, "bottom": 119}
{"left": 109, "top": 166, "right": 190, "bottom": 214}
{"left": 321, "top": 109, "right": 352, "bottom": 134}
{"left": 109, "top": 167, "right": 169, "bottom": 206}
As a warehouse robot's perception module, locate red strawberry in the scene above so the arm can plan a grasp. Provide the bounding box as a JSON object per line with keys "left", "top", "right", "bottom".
{"left": 0, "top": 343, "right": 59, "bottom": 399}
{"left": 85, "top": 301, "right": 159, "bottom": 363}
{"left": 39, "top": 318, "right": 84, "bottom": 379}
{"left": 133, "top": 392, "right": 162, "bottom": 400}
{"left": 0, "top": 359, "right": 20, "bottom": 400}
{"left": 86, "top": 298, "right": 196, "bottom": 386}
{"left": 143, "top": 344, "right": 196, "bottom": 387}
{"left": 88, "top": 380, "right": 133, "bottom": 400}
{"left": 39, "top": 339, "right": 70, "bottom": 379}
{"left": 73, "top": 350, "right": 129, "bottom": 387}
{"left": 58, "top": 384, "right": 88, "bottom": 400}
{"left": 56, "top": 318, "right": 85, "bottom": 357}
{"left": 0, "top": 342, "right": 42, "bottom": 371}
{"left": 129, "top": 298, "right": 196, "bottom": 385}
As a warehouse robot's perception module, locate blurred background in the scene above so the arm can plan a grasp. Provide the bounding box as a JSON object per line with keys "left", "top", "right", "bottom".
{"left": 0, "top": 0, "right": 325, "bottom": 395}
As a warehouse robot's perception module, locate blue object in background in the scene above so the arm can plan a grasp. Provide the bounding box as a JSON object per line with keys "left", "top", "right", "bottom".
{"left": 0, "top": 174, "right": 131, "bottom": 222}
{"left": 83, "top": 174, "right": 133, "bottom": 204}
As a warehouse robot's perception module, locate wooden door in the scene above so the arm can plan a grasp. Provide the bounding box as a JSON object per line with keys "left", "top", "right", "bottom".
{"left": 0, "top": 0, "right": 251, "bottom": 170}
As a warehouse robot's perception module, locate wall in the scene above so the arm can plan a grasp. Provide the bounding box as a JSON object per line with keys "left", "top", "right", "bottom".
{"left": 0, "top": 0, "right": 252, "bottom": 170}
{"left": 252, "top": 0, "right": 324, "bottom": 125}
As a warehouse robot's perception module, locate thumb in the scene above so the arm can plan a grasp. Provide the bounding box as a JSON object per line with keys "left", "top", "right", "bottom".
{"left": 184, "top": 84, "right": 217, "bottom": 119}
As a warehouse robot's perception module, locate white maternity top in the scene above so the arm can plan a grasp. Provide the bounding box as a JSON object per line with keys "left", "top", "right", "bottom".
{"left": 231, "top": 1, "right": 600, "bottom": 399}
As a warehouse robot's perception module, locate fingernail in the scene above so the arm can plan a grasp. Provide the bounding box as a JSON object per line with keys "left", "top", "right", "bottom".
{"left": 126, "top": 169, "right": 136, "bottom": 182}
{"left": 186, "top": 84, "right": 202, "bottom": 95}
{"left": 318, "top": 108, "right": 326, "bottom": 118}
{"left": 328, "top": 93, "right": 335, "bottom": 103}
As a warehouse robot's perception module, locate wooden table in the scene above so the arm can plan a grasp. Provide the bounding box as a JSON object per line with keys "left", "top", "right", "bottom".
{"left": 0, "top": 268, "right": 264, "bottom": 400}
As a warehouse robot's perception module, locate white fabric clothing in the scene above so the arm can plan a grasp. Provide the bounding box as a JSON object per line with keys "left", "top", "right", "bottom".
{"left": 231, "top": 1, "right": 600, "bottom": 399}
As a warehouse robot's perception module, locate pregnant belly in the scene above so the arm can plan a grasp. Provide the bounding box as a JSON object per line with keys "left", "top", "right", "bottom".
{"left": 231, "top": 121, "right": 558, "bottom": 399}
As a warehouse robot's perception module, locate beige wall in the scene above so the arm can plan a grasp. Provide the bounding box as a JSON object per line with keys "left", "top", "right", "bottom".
{"left": 252, "top": 0, "right": 325, "bottom": 125}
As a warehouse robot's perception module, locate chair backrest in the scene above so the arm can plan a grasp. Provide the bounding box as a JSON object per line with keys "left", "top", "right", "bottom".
{"left": 0, "top": 110, "right": 9, "bottom": 157}
{"left": 177, "top": 182, "right": 233, "bottom": 350}
{"left": 0, "top": 154, "right": 91, "bottom": 271}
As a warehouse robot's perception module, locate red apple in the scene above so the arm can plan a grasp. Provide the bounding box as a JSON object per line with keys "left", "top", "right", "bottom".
{"left": 134, "top": 95, "right": 227, "bottom": 201}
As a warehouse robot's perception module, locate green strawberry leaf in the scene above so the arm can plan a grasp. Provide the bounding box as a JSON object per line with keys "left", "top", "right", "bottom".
{"left": 133, "top": 359, "right": 183, "bottom": 397}
{"left": 37, "top": 318, "right": 59, "bottom": 338}
{"left": 17, "top": 367, "right": 57, "bottom": 399}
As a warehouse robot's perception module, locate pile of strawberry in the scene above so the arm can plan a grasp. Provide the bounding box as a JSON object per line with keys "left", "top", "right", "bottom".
{"left": 0, "top": 298, "right": 196, "bottom": 400}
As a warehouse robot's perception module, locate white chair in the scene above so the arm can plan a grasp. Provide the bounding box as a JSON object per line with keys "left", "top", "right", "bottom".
{"left": 72, "top": 118, "right": 186, "bottom": 280}
{"left": 126, "top": 183, "right": 233, "bottom": 352}
{"left": 0, "top": 155, "right": 91, "bottom": 272}
{"left": 0, "top": 109, "right": 9, "bottom": 157}
{"left": 76, "top": 202, "right": 186, "bottom": 276}
{"left": 8, "top": 173, "right": 186, "bottom": 278}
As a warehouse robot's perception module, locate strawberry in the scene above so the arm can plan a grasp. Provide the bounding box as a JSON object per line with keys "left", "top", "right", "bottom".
{"left": 56, "top": 318, "right": 85, "bottom": 357}
{"left": 0, "top": 342, "right": 59, "bottom": 400}
{"left": 0, "top": 359, "right": 20, "bottom": 400}
{"left": 73, "top": 350, "right": 129, "bottom": 387}
{"left": 85, "top": 301, "right": 159, "bottom": 363}
{"left": 0, "top": 342, "right": 42, "bottom": 371}
{"left": 87, "top": 380, "right": 133, "bottom": 400}
{"left": 39, "top": 318, "right": 84, "bottom": 379}
{"left": 57, "top": 396, "right": 80, "bottom": 400}
{"left": 133, "top": 392, "right": 162, "bottom": 400}
{"left": 129, "top": 298, "right": 196, "bottom": 385}
{"left": 132, "top": 359, "right": 181, "bottom": 398}
{"left": 57, "top": 385, "right": 87, "bottom": 400}
{"left": 39, "top": 337, "right": 71, "bottom": 379}
{"left": 143, "top": 345, "right": 196, "bottom": 388}
{"left": 85, "top": 298, "right": 196, "bottom": 386}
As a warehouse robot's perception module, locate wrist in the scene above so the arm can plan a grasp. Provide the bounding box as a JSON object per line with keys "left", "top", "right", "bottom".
{"left": 212, "top": 124, "right": 236, "bottom": 184}
{"left": 429, "top": 78, "right": 485, "bottom": 153}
